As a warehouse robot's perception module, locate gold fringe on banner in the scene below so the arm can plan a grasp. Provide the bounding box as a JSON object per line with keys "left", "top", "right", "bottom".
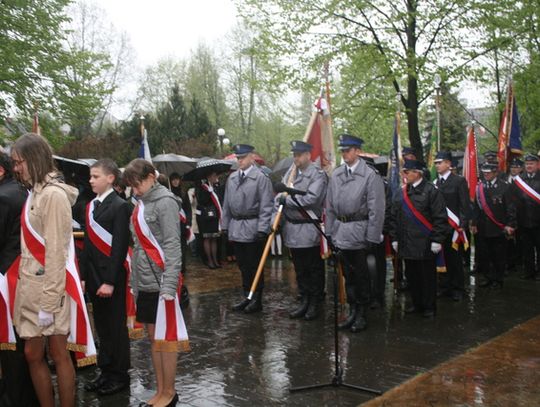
{"left": 66, "top": 343, "right": 88, "bottom": 353}
{"left": 153, "top": 339, "right": 191, "bottom": 353}
{"left": 129, "top": 327, "right": 145, "bottom": 340}
{"left": 0, "top": 343, "right": 16, "bottom": 351}
{"left": 76, "top": 355, "right": 97, "bottom": 368}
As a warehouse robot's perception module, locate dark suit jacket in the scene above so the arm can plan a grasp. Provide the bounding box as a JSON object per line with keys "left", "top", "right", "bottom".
{"left": 511, "top": 171, "right": 540, "bottom": 228}
{"left": 435, "top": 172, "right": 471, "bottom": 226}
{"left": 80, "top": 191, "right": 132, "bottom": 293}
{"left": 0, "top": 177, "right": 28, "bottom": 274}
{"left": 472, "top": 180, "right": 516, "bottom": 237}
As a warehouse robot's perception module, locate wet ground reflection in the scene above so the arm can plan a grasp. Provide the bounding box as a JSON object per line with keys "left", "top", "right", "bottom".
{"left": 76, "top": 256, "right": 540, "bottom": 406}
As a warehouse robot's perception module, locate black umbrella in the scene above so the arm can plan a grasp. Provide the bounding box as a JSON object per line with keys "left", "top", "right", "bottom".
{"left": 182, "top": 159, "right": 233, "bottom": 181}
{"left": 53, "top": 155, "right": 95, "bottom": 184}
{"left": 152, "top": 154, "right": 198, "bottom": 177}
{"left": 270, "top": 156, "right": 294, "bottom": 182}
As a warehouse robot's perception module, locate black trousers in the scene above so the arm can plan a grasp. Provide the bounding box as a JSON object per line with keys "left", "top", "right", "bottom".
{"left": 440, "top": 237, "right": 465, "bottom": 293}
{"left": 481, "top": 235, "right": 507, "bottom": 283}
{"left": 521, "top": 226, "right": 540, "bottom": 276}
{"left": 404, "top": 258, "right": 437, "bottom": 312}
{"left": 89, "top": 281, "right": 130, "bottom": 383}
{"left": 290, "top": 246, "right": 325, "bottom": 301}
{"left": 341, "top": 249, "right": 371, "bottom": 306}
{"left": 234, "top": 241, "right": 265, "bottom": 293}
{"left": 506, "top": 229, "right": 523, "bottom": 271}
{"left": 0, "top": 332, "right": 38, "bottom": 407}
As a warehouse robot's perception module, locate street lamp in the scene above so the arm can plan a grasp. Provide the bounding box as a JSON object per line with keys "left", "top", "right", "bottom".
{"left": 217, "top": 128, "right": 228, "bottom": 156}
{"left": 434, "top": 74, "right": 442, "bottom": 151}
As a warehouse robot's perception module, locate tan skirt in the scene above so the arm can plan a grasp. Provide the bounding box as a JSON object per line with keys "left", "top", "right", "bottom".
{"left": 13, "top": 273, "right": 70, "bottom": 338}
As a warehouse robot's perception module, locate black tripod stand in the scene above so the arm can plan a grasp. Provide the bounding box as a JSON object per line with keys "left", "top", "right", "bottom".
{"left": 287, "top": 194, "right": 382, "bottom": 396}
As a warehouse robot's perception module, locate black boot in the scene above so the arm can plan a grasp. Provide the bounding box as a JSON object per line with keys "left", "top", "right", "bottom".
{"left": 244, "top": 291, "right": 262, "bottom": 314}
{"left": 289, "top": 296, "right": 309, "bottom": 319}
{"left": 350, "top": 305, "right": 367, "bottom": 333}
{"left": 338, "top": 304, "right": 357, "bottom": 330}
{"left": 232, "top": 291, "right": 250, "bottom": 311}
{"left": 304, "top": 299, "right": 320, "bottom": 321}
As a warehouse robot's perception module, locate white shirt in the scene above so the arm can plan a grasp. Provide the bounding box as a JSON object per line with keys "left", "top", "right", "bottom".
{"left": 240, "top": 165, "right": 254, "bottom": 178}
{"left": 346, "top": 160, "right": 360, "bottom": 175}
{"left": 96, "top": 187, "right": 114, "bottom": 203}
{"left": 438, "top": 170, "right": 451, "bottom": 182}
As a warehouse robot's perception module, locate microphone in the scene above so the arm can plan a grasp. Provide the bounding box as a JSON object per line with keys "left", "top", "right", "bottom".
{"left": 273, "top": 182, "right": 307, "bottom": 196}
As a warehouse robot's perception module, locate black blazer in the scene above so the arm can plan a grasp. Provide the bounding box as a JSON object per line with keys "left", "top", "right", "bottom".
{"left": 511, "top": 171, "right": 540, "bottom": 228}
{"left": 0, "top": 178, "right": 28, "bottom": 274}
{"left": 80, "top": 191, "right": 132, "bottom": 292}
{"left": 472, "top": 180, "right": 516, "bottom": 238}
{"left": 435, "top": 173, "right": 471, "bottom": 226}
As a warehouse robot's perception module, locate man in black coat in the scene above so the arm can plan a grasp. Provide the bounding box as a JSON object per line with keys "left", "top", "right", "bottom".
{"left": 471, "top": 163, "right": 516, "bottom": 288}
{"left": 0, "top": 152, "right": 39, "bottom": 407}
{"left": 80, "top": 159, "right": 132, "bottom": 396}
{"left": 434, "top": 151, "right": 471, "bottom": 301}
{"left": 389, "top": 160, "right": 450, "bottom": 318}
{"left": 511, "top": 154, "right": 540, "bottom": 280}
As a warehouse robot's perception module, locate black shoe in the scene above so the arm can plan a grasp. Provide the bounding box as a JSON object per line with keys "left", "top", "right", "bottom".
{"left": 369, "top": 299, "right": 381, "bottom": 309}
{"left": 520, "top": 273, "right": 535, "bottom": 280}
{"left": 84, "top": 375, "right": 107, "bottom": 392}
{"left": 244, "top": 293, "right": 262, "bottom": 314}
{"left": 96, "top": 380, "right": 129, "bottom": 396}
{"left": 232, "top": 295, "right": 250, "bottom": 311}
{"left": 350, "top": 306, "right": 367, "bottom": 333}
{"left": 490, "top": 281, "right": 503, "bottom": 289}
{"left": 451, "top": 291, "right": 463, "bottom": 302}
{"left": 304, "top": 301, "right": 320, "bottom": 321}
{"left": 165, "top": 393, "right": 179, "bottom": 407}
{"left": 423, "top": 310, "right": 435, "bottom": 319}
{"left": 338, "top": 305, "right": 357, "bottom": 330}
{"left": 289, "top": 297, "right": 309, "bottom": 319}
{"left": 479, "top": 279, "right": 493, "bottom": 288}
{"left": 404, "top": 305, "right": 420, "bottom": 314}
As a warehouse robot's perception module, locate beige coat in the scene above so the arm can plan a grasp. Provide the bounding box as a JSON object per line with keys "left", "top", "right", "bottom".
{"left": 14, "top": 174, "right": 78, "bottom": 338}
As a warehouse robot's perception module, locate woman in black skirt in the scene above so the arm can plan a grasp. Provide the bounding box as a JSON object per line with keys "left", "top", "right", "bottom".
{"left": 195, "top": 172, "right": 222, "bottom": 269}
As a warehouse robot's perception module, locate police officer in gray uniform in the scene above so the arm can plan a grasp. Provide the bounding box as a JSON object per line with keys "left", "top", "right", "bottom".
{"left": 326, "top": 134, "right": 385, "bottom": 332}
{"left": 222, "top": 144, "right": 274, "bottom": 313}
{"left": 276, "top": 140, "right": 328, "bottom": 320}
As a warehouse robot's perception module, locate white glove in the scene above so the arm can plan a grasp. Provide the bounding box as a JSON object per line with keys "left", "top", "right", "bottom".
{"left": 431, "top": 242, "right": 442, "bottom": 254}
{"left": 38, "top": 310, "right": 54, "bottom": 327}
{"left": 160, "top": 293, "right": 175, "bottom": 301}
{"left": 391, "top": 241, "right": 398, "bottom": 252}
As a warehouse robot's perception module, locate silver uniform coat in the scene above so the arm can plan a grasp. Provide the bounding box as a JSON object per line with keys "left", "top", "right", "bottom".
{"left": 326, "top": 160, "right": 385, "bottom": 250}
{"left": 277, "top": 163, "right": 328, "bottom": 248}
{"left": 222, "top": 166, "right": 274, "bottom": 242}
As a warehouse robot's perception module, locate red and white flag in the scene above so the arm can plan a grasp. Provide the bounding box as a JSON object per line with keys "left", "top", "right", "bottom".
{"left": 22, "top": 193, "right": 96, "bottom": 364}
{"left": 132, "top": 200, "right": 189, "bottom": 352}
{"left": 463, "top": 126, "right": 478, "bottom": 201}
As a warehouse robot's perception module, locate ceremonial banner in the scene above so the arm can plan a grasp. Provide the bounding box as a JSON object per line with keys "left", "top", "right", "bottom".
{"left": 497, "top": 82, "right": 523, "bottom": 172}
{"left": 463, "top": 126, "right": 478, "bottom": 201}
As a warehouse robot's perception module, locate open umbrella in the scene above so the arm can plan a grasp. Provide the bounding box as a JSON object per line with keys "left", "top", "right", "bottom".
{"left": 182, "top": 158, "right": 233, "bottom": 181}
{"left": 152, "top": 154, "right": 198, "bottom": 177}
{"left": 53, "top": 155, "right": 95, "bottom": 183}
{"left": 270, "top": 156, "right": 294, "bottom": 182}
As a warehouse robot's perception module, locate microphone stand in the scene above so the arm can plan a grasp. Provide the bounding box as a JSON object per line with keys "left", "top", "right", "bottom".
{"left": 287, "top": 194, "right": 382, "bottom": 396}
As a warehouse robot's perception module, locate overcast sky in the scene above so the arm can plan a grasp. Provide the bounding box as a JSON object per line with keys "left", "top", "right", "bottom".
{"left": 93, "top": 0, "right": 238, "bottom": 67}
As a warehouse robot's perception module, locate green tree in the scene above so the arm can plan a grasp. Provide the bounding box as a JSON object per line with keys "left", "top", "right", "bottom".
{"left": 0, "top": 0, "right": 71, "bottom": 118}
{"left": 238, "top": 0, "right": 504, "bottom": 158}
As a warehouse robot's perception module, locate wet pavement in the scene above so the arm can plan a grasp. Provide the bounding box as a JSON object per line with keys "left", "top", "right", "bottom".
{"left": 76, "top": 255, "right": 540, "bottom": 406}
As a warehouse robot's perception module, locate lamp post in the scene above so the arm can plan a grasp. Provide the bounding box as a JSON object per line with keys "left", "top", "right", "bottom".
{"left": 217, "top": 128, "right": 228, "bottom": 156}
{"left": 434, "top": 74, "right": 442, "bottom": 152}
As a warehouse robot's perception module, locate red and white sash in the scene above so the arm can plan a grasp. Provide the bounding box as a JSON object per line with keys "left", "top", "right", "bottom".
{"left": 22, "top": 192, "right": 96, "bottom": 363}
{"left": 179, "top": 208, "right": 195, "bottom": 244}
{"left": 132, "top": 200, "right": 189, "bottom": 352}
{"left": 446, "top": 208, "right": 469, "bottom": 251}
{"left": 0, "top": 268, "right": 16, "bottom": 350}
{"left": 201, "top": 182, "right": 222, "bottom": 231}
{"left": 514, "top": 175, "right": 540, "bottom": 204}
{"left": 86, "top": 200, "right": 144, "bottom": 339}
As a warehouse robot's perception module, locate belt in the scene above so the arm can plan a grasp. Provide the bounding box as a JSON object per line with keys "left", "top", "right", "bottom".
{"left": 337, "top": 214, "right": 368, "bottom": 223}
{"left": 232, "top": 214, "right": 258, "bottom": 220}
{"left": 285, "top": 215, "right": 320, "bottom": 224}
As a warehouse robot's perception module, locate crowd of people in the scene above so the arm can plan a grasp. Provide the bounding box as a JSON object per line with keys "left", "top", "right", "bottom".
{"left": 0, "top": 131, "right": 538, "bottom": 406}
